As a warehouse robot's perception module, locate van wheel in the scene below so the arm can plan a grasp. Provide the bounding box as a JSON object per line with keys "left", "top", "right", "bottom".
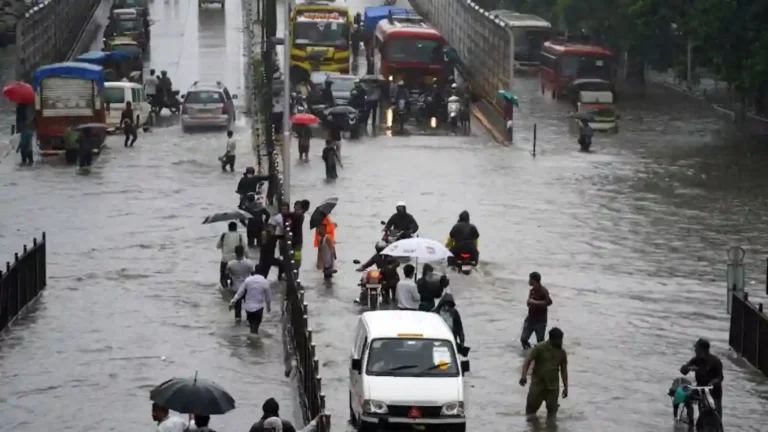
{"left": 349, "top": 392, "right": 356, "bottom": 423}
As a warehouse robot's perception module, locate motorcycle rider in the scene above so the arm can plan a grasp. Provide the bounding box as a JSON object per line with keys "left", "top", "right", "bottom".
{"left": 156, "top": 70, "right": 174, "bottom": 111}
{"left": 446, "top": 84, "right": 462, "bottom": 131}
{"left": 393, "top": 80, "right": 410, "bottom": 115}
{"left": 445, "top": 210, "right": 479, "bottom": 267}
{"left": 356, "top": 240, "right": 400, "bottom": 304}
{"left": 578, "top": 119, "right": 593, "bottom": 151}
{"left": 383, "top": 202, "right": 419, "bottom": 238}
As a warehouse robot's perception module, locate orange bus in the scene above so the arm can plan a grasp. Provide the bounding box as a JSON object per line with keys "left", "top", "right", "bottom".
{"left": 539, "top": 40, "right": 615, "bottom": 99}
{"left": 372, "top": 12, "right": 446, "bottom": 87}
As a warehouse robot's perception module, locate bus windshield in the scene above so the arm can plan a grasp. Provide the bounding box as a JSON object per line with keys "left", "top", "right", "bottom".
{"left": 513, "top": 28, "right": 552, "bottom": 61}
{"left": 117, "top": 19, "right": 140, "bottom": 33}
{"left": 384, "top": 38, "right": 443, "bottom": 64}
{"left": 294, "top": 21, "right": 349, "bottom": 48}
{"left": 559, "top": 55, "right": 612, "bottom": 80}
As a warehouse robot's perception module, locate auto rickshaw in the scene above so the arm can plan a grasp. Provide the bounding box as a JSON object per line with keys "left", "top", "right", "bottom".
{"left": 74, "top": 50, "right": 141, "bottom": 83}
{"left": 104, "top": 9, "right": 150, "bottom": 52}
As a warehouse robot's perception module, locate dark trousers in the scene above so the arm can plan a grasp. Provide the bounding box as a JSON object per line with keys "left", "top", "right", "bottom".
{"left": 325, "top": 161, "right": 337, "bottom": 179}
{"left": 246, "top": 308, "right": 264, "bottom": 333}
{"left": 124, "top": 128, "right": 137, "bottom": 147}
{"left": 247, "top": 222, "right": 263, "bottom": 247}
{"left": 521, "top": 320, "right": 546, "bottom": 349}
{"left": 20, "top": 149, "right": 33, "bottom": 165}
{"left": 366, "top": 102, "right": 378, "bottom": 133}
{"left": 219, "top": 261, "right": 230, "bottom": 288}
{"left": 221, "top": 155, "right": 235, "bottom": 172}
{"left": 79, "top": 149, "right": 93, "bottom": 167}
{"left": 233, "top": 298, "right": 243, "bottom": 320}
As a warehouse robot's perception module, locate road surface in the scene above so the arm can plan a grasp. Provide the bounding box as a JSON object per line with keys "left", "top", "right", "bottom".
{"left": 0, "top": 1, "right": 297, "bottom": 431}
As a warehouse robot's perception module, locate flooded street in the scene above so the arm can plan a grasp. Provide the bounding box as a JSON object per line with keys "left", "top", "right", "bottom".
{"left": 0, "top": 1, "right": 298, "bottom": 431}
{"left": 1, "top": 0, "right": 768, "bottom": 431}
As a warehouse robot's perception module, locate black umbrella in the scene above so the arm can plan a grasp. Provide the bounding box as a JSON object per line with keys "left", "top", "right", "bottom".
{"left": 360, "top": 74, "right": 384, "bottom": 83}
{"left": 202, "top": 209, "right": 252, "bottom": 224}
{"left": 149, "top": 373, "right": 235, "bottom": 415}
{"left": 324, "top": 105, "right": 357, "bottom": 116}
{"left": 309, "top": 197, "right": 338, "bottom": 229}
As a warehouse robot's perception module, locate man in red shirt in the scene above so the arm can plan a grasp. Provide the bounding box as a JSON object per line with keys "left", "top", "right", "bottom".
{"left": 521, "top": 271, "right": 552, "bottom": 349}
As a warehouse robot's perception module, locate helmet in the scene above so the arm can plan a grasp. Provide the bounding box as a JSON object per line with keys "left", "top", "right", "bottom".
{"left": 396, "top": 201, "right": 406, "bottom": 208}
{"left": 375, "top": 240, "right": 387, "bottom": 252}
{"left": 398, "top": 80, "right": 405, "bottom": 86}
{"left": 451, "top": 83, "right": 458, "bottom": 89}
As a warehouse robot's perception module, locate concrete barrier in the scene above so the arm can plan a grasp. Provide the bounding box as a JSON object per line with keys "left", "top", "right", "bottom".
{"left": 15, "top": 0, "right": 102, "bottom": 80}
{"left": 409, "top": 0, "right": 513, "bottom": 100}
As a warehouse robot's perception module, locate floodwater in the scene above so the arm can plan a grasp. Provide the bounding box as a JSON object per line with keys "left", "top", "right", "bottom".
{"left": 0, "top": 1, "right": 298, "bottom": 431}
{"left": 282, "top": 3, "right": 768, "bottom": 432}
{"left": 2, "top": 0, "right": 768, "bottom": 431}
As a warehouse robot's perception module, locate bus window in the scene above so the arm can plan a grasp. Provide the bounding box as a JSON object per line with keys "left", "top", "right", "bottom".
{"left": 559, "top": 55, "right": 611, "bottom": 79}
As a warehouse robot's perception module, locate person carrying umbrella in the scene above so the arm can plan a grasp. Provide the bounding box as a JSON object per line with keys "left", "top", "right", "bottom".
{"left": 150, "top": 373, "right": 235, "bottom": 430}
{"left": 151, "top": 402, "right": 192, "bottom": 432}
{"left": 311, "top": 199, "right": 337, "bottom": 253}
{"left": 316, "top": 223, "right": 336, "bottom": 280}
{"left": 417, "top": 264, "right": 449, "bottom": 311}
{"left": 294, "top": 123, "right": 311, "bottom": 161}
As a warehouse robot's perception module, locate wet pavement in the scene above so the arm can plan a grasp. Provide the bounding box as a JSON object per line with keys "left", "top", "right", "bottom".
{"left": 3, "top": 0, "right": 768, "bottom": 431}
{"left": 0, "top": 1, "right": 298, "bottom": 431}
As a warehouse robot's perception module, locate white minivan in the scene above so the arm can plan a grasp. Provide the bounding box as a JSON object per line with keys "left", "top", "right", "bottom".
{"left": 103, "top": 81, "right": 152, "bottom": 132}
{"left": 349, "top": 310, "right": 469, "bottom": 432}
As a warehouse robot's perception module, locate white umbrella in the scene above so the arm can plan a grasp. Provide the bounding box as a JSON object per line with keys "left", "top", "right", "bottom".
{"left": 380, "top": 237, "right": 452, "bottom": 262}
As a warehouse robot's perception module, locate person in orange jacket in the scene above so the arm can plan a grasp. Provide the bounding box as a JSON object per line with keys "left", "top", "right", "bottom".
{"left": 313, "top": 216, "right": 336, "bottom": 248}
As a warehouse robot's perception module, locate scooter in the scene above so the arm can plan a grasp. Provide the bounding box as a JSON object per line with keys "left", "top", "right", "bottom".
{"left": 447, "top": 95, "right": 461, "bottom": 135}
{"left": 449, "top": 252, "right": 476, "bottom": 275}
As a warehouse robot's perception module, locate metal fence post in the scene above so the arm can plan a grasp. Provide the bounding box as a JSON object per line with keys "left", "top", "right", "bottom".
{"left": 726, "top": 246, "right": 746, "bottom": 314}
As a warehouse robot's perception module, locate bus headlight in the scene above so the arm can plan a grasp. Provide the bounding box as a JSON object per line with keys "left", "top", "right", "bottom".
{"left": 388, "top": 75, "right": 393, "bottom": 82}
{"left": 363, "top": 399, "right": 388, "bottom": 414}
{"left": 440, "top": 401, "right": 464, "bottom": 416}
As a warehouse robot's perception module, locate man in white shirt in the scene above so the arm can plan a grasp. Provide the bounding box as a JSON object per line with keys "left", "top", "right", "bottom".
{"left": 396, "top": 264, "right": 420, "bottom": 310}
{"left": 152, "top": 403, "right": 191, "bottom": 432}
{"left": 229, "top": 270, "right": 271, "bottom": 333}
{"left": 217, "top": 221, "right": 246, "bottom": 288}
{"left": 227, "top": 244, "right": 256, "bottom": 322}
{"left": 221, "top": 130, "right": 236, "bottom": 172}
{"left": 144, "top": 68, "right": 158, "bottom": 103}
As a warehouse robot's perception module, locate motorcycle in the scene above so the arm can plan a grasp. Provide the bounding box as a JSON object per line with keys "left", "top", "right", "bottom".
{"left": 449, "top": 252, "right": 477, "bottom": 275}
{"left": 447, "top": 96, "right": 461, "bottom": 134}
{"left": 675, "top": 385, "right": 723, "bottom": 432}
{"left": 379, "top": 220, "right": 414, "bottom": 245}
{"left": 358, "top": 268, "right": 383, "bottom": 310}
{"left": 150, "top": 90, "right": 181, "bottom": 115}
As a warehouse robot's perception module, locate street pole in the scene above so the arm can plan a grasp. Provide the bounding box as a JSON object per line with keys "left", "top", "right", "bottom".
{"left": 282, "top": 0, "right": 292, "bottom": 204}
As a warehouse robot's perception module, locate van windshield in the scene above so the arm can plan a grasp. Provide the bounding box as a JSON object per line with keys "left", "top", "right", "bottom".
{"left": 103, "top": 87, "right": 126, "bottom": 104}
{"left": 366, "top": 338, "right": 458, "bottom": 377}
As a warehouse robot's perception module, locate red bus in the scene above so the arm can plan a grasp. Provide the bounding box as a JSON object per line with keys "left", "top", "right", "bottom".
{"left": 372, "top": 12, "right": 446, "bottom": 87}
{"left": 539, "top": 41, "right": 615, "bottom": 99}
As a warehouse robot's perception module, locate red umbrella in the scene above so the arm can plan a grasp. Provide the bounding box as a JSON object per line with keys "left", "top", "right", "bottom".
{"left": 290, "top": 113, "right": 319, "bottom": 126}
{"left": 3, "top": 81, "right": 35, "bottom": 104}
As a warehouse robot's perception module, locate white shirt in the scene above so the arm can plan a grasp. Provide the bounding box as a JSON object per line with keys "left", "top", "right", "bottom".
{"left": 144, "top": 75, "right": 158, "bottom": 95}
{"left": 396, "top": 278, "right": 420, "bottom": 310}
{"left": 156, "top": 415, "right": 189, "bottom": 432}
{"left": 232, "top": 274, "right": 272, "bottom": 312}
{"left": 216, "top": 231, "right": 246, "bottom": 262}
{"left": 269, "top": 213, "right": 285, "bottom": 236}
{"left": 226, "top": 138, "right": 236, "bottom": 155}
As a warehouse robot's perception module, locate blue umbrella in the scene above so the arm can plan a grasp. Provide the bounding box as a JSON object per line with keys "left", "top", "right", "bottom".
{"left": 498, "top": 90, "right": 519, "bottom": 107}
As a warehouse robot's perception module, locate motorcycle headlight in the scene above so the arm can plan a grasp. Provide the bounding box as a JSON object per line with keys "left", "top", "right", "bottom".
{"left": 440, "top": 401, "right": 464, "bottom": 416}
{"left": 363, "top": 399, "right": 388, "bottom": 414}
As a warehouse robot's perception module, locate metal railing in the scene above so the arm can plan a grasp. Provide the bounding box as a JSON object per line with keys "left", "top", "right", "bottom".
{"left": 281, "top": 219, "right": 330, "bottom": 431}
{"left": 244, "top": 0, "right": 329, "bottom": 428}
{"left": 729, "top": 292, "right": 768, "bottom": 378}
{"left": 15, "top": 0, "right": 101, "bottom": 80}
{"left": 409, "top": 0, "right": 513, "bottom": 102}
{"left": 1, "top": 232, "right": 47, "bottom": 332}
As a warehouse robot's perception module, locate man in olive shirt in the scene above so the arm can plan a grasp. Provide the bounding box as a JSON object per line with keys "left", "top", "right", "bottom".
{"left": 519, "top": 327, "right": 568, "bottom": 417}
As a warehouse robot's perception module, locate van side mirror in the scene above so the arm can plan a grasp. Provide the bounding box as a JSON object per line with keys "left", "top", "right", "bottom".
{"left": 460, "top": 360, "right": 470, "bottom": 373}
{"left": 380, "top": 220, "right": 386, "bottom": 225}
{"left": 351, "top": 358, "right": 362, "bottom": 372}
{"left": 232, "top": 94, "right": 238, "bottom": 100}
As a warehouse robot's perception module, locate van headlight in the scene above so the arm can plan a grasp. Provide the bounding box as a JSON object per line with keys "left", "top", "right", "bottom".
{"left": 363, "top": 399, "right": 388, "bottom": 414}
{"left": 440, "top": 401, "right": 464, "bottom": 416}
